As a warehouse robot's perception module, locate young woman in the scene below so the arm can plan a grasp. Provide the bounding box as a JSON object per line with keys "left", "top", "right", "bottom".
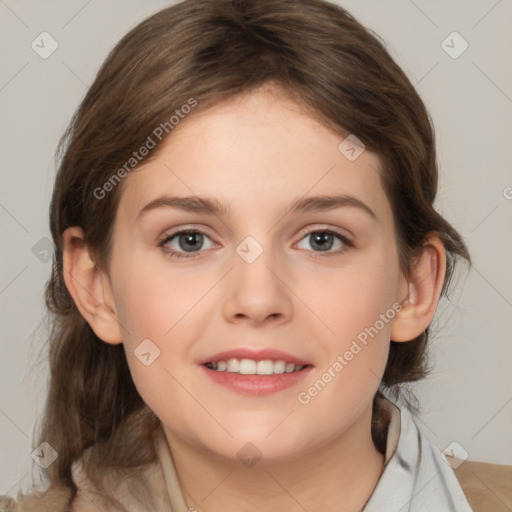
{"left": 5, "top": 0, "right": 507, "bottom": 510}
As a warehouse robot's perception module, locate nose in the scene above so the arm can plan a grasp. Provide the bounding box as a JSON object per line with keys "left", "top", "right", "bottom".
{"left": 222, "top": 244, "right": 294, "bottom": 327}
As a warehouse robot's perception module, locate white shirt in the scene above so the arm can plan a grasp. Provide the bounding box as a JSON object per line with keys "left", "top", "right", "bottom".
{"left": 362, "top": 398, "right": 472, "bottom": 511}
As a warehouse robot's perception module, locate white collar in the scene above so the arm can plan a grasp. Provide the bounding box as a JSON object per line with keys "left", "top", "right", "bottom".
{"left": 362, "top": 398, "right": 472, "bottom": 511}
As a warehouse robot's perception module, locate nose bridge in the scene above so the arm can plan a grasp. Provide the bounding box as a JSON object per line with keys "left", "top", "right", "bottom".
{"left": 222, "top": 234, "right": 293, "bottom": 324}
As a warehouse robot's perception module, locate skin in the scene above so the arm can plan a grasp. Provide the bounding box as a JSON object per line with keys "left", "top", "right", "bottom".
{"left": 63, "top": 85, "right": 446, "bottom": 511}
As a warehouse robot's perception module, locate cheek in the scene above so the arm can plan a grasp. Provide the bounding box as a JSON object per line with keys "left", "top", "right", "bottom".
{"left": 109, "top": 254, "right": 218, "bottom": 402}
{"left": 297, "top": 245, "right": 400, "bottom": 402}
{"left": 111, "top": 268, "right": 201, "bottom": 430}
{"left": 303, "top": 246, "right": 400, "bottom": 344}
{"left": 111, "top": 248, "right": 211, "bottom": 343}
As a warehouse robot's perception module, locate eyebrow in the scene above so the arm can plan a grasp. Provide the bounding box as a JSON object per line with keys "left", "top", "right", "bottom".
{"left": 136, "top": 194, "right": 377, "bottom": 221}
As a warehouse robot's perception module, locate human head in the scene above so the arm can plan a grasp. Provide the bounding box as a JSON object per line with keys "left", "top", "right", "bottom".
{"left": 41, "top": 0, "right": 470, "bottom": 495}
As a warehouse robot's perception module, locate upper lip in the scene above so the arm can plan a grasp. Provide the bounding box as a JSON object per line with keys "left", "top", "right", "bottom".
{"left": 199, "top": 348, "right": 312, "bottom": 366}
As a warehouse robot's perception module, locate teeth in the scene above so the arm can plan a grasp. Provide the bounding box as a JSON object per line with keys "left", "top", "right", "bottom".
{"left": 239, "top": 359, "right": 256, "bottom": 374}
{"left": 273, "top": 360, "right": 286, "bottom": 374}
{"left": 206, "top": 358, "right": 305, "bottom": 375}
{"left": 227, "top": 358, "right": 239, "bottom": 372}
{"left": 285, "top": 362, "right": 295, "bottom": 373}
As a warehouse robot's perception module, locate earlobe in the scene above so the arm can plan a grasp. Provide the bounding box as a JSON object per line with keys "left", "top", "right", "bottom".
{"left": 62, "top": 226, "right": 123, "bottom": 345}
{"left": 390, "top": 235, "right": 447, "bottom": 343}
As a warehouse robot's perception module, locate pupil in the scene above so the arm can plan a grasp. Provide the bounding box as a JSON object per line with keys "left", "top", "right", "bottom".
{"left": 311, "top": 232, "right": 333, "bottom": 251}
{"left": 180, "top": 232, "right": 202, "bottom": 252}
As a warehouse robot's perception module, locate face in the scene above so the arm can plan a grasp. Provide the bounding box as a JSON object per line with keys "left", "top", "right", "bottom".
{"left": 106, "top": 86, "right": 406, "bottom": 463}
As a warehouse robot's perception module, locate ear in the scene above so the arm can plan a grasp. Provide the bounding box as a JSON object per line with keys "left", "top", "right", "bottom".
{"left": 390, "top": 234, "right": 446, "bottom": 342}
{"left": 62, "top": 226, "right": 123, "bottom": 345}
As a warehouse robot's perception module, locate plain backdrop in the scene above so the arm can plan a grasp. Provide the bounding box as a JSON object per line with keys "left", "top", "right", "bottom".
{"left": 1, "top": 0, "right": 511, "bottom": 497}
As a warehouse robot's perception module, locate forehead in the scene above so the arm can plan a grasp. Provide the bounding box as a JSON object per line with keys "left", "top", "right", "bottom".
{"left": 117, "top": 88, "right": 390, "bottom": 225}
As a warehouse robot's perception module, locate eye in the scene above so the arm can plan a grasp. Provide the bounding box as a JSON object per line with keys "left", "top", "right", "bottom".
{"left": 296, "top": 228, "right": 353, "bottom": 257}
{"left": 159, "top": 229, "right": 215, "bottom": 259}
{"left": 158, "top": 226, "right": 353, "bottom": 261}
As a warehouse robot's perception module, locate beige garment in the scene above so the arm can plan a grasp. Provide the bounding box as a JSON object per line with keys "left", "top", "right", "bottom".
{"left": 153, "top": 428, "right": 189, "bottom": 512}
{"left": 453, "top": 460, "right": 512, "bottom": 512}
{"left": 69, "top": 428, "right": 182, "bottom": 511}
{"left": 0, "top": 428, "right": 180, "bottom": 512}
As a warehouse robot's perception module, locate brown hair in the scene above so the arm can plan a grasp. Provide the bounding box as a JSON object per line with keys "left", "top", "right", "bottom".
{"left": 34, "top": 0, "right": 470, "bottom": 508}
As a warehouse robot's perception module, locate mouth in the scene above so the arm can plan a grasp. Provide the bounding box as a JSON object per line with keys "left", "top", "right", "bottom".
{"left": 199, "top": 349, "right": 313, "bottom": 396}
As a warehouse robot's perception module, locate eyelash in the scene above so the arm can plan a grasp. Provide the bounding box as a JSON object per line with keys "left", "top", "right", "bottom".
{"left": 158, "top": 226, "right": 354, "bottom": 261}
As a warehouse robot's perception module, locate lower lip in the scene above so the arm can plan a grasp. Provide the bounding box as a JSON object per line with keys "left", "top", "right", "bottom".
{"left": 200, "top": 365, "right": 313, "bottom": 396}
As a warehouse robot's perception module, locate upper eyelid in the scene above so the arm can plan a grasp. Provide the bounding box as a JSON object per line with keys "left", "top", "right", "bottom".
{"left": 161, "top": 224, "right": 351, "bottom": 238}
{"left": 301, "top": 225, "right": 352, "bottom": 239}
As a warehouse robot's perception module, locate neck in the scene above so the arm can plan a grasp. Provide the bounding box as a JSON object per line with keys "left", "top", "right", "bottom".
{"left": 163, "top": 404, "right": 385, "bottom": 512}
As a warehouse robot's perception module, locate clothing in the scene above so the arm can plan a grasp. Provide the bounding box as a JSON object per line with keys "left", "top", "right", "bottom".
{"left": 152, "top": 397, "right": 474, "bottom": 511}
{"left": 362, "top": 399, "right": 472, "bottom": 511}
{"left": 2, "top": 398, "right": 510, "bottom": 511}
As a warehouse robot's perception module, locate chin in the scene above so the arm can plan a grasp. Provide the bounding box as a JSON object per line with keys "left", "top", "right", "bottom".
{"left": 216, "top": 426, "right": 315, "bottom": 465}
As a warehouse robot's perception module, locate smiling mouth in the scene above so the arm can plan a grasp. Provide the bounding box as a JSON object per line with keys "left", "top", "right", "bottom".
{"left": 204, "top": 358, "right": 309, "bottom": 375}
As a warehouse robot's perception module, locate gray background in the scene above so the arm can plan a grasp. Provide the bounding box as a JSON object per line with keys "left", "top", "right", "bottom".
{"left": 1, "top": 0, "right": 511, "bottom": 497}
